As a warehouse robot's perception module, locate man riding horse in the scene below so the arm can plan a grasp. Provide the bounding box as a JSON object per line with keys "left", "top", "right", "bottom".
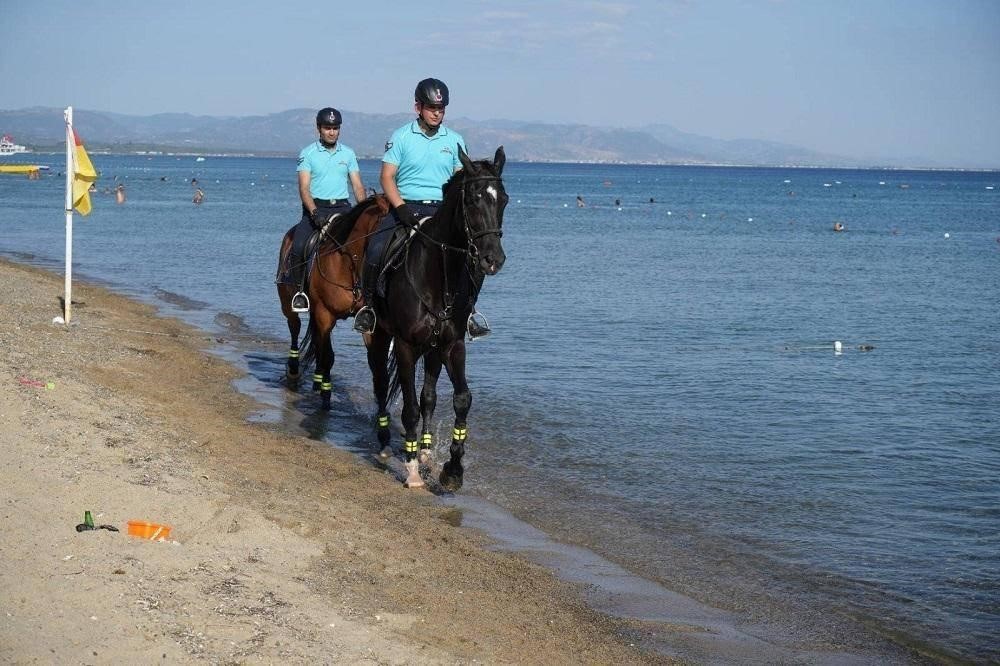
{"left": 288, "top": 107, "right": 366, "bottom": 312}
{"left": 353, "top": 78, "right": 491, "bottom": 339}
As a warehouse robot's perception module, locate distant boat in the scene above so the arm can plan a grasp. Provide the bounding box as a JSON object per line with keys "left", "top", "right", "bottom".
{"left": 0, "top": 134, "right": 30, "bottom": 157}
{"left": 195, "top": 156, "right": 206, "bottom": 162}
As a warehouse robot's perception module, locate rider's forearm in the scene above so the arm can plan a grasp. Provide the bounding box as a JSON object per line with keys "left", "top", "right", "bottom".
{"left": 380, "top": 169, "right": 404, "bottom": 209}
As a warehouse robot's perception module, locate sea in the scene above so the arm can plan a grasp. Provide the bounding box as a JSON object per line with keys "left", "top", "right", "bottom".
{"left": 1, "top": 153, "right": 998, "bottom": 663}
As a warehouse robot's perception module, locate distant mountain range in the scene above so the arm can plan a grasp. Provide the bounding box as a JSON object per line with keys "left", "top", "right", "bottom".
{"left": 0, "top": 106, "right": 894, "bottom": 167}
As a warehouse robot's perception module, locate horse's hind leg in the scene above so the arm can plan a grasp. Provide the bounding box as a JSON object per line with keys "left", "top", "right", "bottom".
{"left": 439, "top": 341, "right": 470, "bottom": 492}
{"left": 278, "top": 285, "right": 303, "bottom": 381}
{"left": 418, "top": 352, "right": 442, "bottom": 465}
{"left": 277, "top": 236, "right": 303, "bottom": 382}
{"left": 366, "top": 329, "right": 393, "bottom": 461}
{"left": 305, "top": 317, "right": 321, "bottom": 391}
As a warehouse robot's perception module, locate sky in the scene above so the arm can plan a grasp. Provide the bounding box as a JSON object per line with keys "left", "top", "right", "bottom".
{"left": 2, "top": 0, "right": 999, "bottom": 167}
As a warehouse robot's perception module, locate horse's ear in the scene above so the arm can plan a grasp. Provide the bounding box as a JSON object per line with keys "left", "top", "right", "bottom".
{"left": 458, "top": 145, "right": 475, "bottom": 173}
{"left": 493, "top": 146, "right": 505, "bottom": 176}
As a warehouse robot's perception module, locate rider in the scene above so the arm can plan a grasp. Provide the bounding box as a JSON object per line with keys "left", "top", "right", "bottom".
{"left": 353, "top": 78, "right": 491, "bottom": 339}
{"left": 289, "top": 107, "right": 366, "bottom": 312}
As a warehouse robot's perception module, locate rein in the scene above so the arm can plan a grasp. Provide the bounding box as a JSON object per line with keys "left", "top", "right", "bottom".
{"left": 401, "top": 173, "right": 503, "bottom": 337}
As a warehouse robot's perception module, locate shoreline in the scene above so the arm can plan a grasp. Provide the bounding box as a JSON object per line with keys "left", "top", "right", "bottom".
{"left": 0, "top": 258, "right": 659, "bottom": 664}
{"left": 8, "top": 150, "right": 1000, "bottom": 172}
{"left": 0, "top": 257, "right": 936, "bottom": 664}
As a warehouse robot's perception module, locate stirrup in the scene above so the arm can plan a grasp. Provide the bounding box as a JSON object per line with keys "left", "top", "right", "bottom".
{"left": 353, "top": 306, "right": 376, "bottom": 334}
{"left": 467, "top": 311, "right": 491, "bottom": 340}
{"left": 291, "top": 291, "right": 310, "bottom": 313}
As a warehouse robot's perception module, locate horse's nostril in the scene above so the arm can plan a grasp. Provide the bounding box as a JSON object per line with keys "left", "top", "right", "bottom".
{"left": 481, "top": 254, "right": 505, "bottom": 275}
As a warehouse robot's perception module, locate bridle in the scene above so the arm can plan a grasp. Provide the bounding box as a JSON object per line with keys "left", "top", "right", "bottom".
{"left": 401, "top": 170, "right": 506, "bottom": 341}
{"left": 459, "top": 174, "right": 505, "bottom": 260}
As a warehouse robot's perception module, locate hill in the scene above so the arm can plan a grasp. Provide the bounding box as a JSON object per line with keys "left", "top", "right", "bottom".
{"left": 2, "top": 106, "right": 869, "bottom": 166}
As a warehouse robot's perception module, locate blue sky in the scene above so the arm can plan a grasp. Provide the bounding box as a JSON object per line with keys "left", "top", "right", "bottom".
{"left": 2, "top": 0, "right": 998, "bottom": 167}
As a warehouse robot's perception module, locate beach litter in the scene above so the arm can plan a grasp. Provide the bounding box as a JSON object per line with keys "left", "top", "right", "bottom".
{"left": 18, "top": 376, "right": 55, "bottom": 390}
{"left": 75, "top": 510, "right": 119, "bottom": 533}
{"left": 127, "top": 520, "right": 172, "bottom": 541}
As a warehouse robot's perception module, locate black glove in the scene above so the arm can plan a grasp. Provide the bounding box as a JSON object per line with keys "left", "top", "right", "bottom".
{"left": 393, "top": 203, "right": 420, "bottom": 227}
{"left": 310, "top": 209, "right": 326, "bottom": 229}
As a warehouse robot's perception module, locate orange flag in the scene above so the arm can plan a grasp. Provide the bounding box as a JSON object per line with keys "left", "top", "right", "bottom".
{"left": 71, "top": 129, "right": 97, "bottom": 215}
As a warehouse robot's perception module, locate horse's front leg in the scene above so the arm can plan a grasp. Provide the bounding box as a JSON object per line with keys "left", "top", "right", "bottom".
{"left": 418, "top": 351, "right": 443, "bottom": 465}
{"left": 313, "top": 306, "right": 335, "bottom": 410}
{"left": 366, "top": 329, "right": 393, "bottom": 461}
{"left": 394, "top": 341, "right": 424, "bottom": 488}
{"left": 278, "top": 284, "right": 302, "bottom": 381}
{"left": 440, "top": 340, "right": 470, "bottom": 492}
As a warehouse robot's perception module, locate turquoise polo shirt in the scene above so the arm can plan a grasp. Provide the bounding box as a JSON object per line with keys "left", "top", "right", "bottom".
{"left": 383, "top": 122, "right": 467, "bottom": 201}
{"left": 296, "top": 141, "right": 360, "bottom": 200}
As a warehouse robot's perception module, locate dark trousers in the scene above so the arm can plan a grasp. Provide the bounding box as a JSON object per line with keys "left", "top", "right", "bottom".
{"left": 292, "top": 202, "right": 350, "bottom": 284}
{"left": 364, "top": 202, "right": 439, "bottom": 269}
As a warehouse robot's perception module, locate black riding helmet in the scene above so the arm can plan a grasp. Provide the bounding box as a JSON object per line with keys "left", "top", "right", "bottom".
{"left": 414, "top": 78, "right": 449, "bottom": 107}
{"left": 316, "top": 107, "right": 342, "bottom": 127}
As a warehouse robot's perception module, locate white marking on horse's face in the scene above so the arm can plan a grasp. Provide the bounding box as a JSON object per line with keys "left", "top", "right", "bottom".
{"left": 486, "top": 185, "right": 497, "bottom": 201}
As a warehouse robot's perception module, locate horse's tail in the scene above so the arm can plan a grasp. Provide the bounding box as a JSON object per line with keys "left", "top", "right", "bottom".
{"left": 298, "top": 323, "right": 316, "bottom": 375}
{"left": 386, "top": 339, "right": 402, "bottom": 406}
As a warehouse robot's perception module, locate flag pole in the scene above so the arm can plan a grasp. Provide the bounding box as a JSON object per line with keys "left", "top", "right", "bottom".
{"left": 63, "top": 106, "right": 74, "bottom": 324}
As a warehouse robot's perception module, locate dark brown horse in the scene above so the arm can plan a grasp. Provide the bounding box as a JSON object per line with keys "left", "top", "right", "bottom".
{"left": 277, "top": 195, "right": 389, "bottom": 409}
{"left": 365, "top": 147, "right": 507, "bottom": 489}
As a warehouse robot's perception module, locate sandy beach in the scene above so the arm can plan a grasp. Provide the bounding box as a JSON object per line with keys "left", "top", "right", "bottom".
{"left": 0, "top": 258, "right": 661, "bottom": 664}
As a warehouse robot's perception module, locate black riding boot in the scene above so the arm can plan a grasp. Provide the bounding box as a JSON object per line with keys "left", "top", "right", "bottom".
{"left": 353, "top": 263, "right": 378, "bottom": 334}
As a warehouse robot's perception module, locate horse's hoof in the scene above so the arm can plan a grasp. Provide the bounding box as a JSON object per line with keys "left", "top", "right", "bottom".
{"left": 439, "top": 463, "right": 464, "bottom": 492}
{"left": 418, "top": 448, "right": 433, "bottom": 465}
{"left": 320, "top": 393, "right": 332, "bottom": 411}
{"left": 377, "top": 446, "right": 393, "bottom": 463}
{"left": 286, "top": 369, "right": 301, "bottom": 381}
{"left": 403, "top": 461, "right": 425, "bottom": 489}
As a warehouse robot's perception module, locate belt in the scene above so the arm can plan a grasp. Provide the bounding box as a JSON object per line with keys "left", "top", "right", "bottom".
{"left": 404, "top": 199, "right": 441, "bottom": 205}
{"left": 313, "top": 198, "right": 346, "bottom": 206}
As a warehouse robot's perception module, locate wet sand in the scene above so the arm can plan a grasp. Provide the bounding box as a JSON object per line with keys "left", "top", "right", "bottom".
{"left": 0, "top": 258, "right": 659, "bottom": 664}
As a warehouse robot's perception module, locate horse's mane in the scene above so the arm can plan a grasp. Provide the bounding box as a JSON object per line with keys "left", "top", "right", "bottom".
{"left": 324, "top": 195, "right": 380, "bottom": 246}
{"left": 441, "top": 160, "right": 497, "bottom": 199}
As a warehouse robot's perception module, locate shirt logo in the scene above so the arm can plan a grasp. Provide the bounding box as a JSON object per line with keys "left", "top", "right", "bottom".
{"left": 441, "top": 147, "right": 454, "bottom": 155}
{"left": 296, "top": 157, "right": 305, "bottom": 166}
{"left": 384, "top": 141, "right": 393, "bottom": 152}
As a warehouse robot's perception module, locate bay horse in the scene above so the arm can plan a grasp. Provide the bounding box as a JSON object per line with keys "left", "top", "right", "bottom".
{"left": 277, "top": 195, "right": 389, "bottom": 409}
{"left": 366, "top": 146, "right": 507, "bottom": 490}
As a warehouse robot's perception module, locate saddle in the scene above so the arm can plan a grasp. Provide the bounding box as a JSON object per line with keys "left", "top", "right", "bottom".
{"left": 277, "top": 214, "right": 343, "bottom": 286}
{"left": 374, "top": 216, "right": 430, "bottom": 298}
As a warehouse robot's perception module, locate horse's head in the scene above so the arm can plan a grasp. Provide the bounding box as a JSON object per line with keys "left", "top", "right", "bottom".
{"left": 456, "top": 146, "right": 507, "bottom": 276}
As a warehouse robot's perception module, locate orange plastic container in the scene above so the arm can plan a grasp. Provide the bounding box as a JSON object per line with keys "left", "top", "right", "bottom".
{"left": 127, "top": 520, "right": 172, "bottom": 540}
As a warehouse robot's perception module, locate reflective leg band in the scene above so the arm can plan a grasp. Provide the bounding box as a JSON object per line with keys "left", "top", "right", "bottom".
{"left": 378, "top": 415, "right": 390, "bottom": 428}
{"left": 313, "top": 373, "right": 323, "bottom": 383}
{"left": 404, "top": 439, "right": 419, "bottom": 453}
{"left": 421, "top": 433, "right": 432, "bottom": 447}
{"left": 321, "top": 381, "right": 332, "bottom": 391}
{"left": 453, "top": 426, "right": 468, "bottom": 441}
{"left": 288, "top": 349, "right": 300, "bottom": 358}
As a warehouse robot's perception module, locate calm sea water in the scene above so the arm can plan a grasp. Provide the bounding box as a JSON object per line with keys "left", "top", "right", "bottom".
{"left": 2, "top": 154, "right": 998, "bottom": 661}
